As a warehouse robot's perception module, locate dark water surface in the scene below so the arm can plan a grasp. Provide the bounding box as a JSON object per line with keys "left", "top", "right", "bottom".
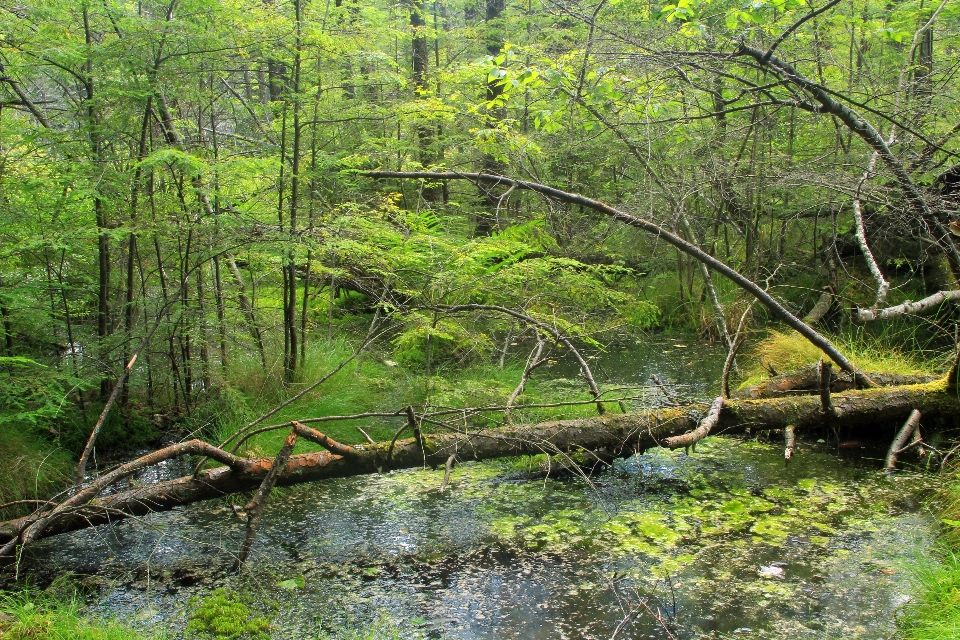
{"left": 14, "top": 336, "right": 939, "bottom": 639}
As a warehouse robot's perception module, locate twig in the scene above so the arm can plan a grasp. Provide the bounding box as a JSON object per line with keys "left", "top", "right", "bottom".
{"left": 356, "top": 426, "right": 375, "bottom": 444}
{"left": 439, "top": 453, "right": 457, "bottom": 493}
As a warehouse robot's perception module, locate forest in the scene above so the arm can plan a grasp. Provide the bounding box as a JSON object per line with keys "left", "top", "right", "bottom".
{"left": 1, "top": 0, "right": 960, "bottom": 637}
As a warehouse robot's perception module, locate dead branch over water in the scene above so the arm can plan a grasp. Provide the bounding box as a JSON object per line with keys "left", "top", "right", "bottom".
{"left": 1, "top": 379, "right": 954, "bottom": 559}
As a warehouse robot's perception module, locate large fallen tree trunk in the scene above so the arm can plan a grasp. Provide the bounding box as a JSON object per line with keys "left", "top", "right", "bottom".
{"left": 1, "top": 378, "right": 954, "bottom": 549}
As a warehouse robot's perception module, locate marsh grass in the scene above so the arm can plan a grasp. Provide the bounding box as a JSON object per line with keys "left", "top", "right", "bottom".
{"left": 738, "top": 329, "right": 943, "bottom": 389}
{"left": 0, "top": 586, "right": 154, "bottom": 640}
{"left": 208, "top": 337, "right": 607, "bottom": 458}
{"left": 901, "top": 477, "right": 960, "bottom": 639}
{"left": 0, "top": 429, "right": 73, "bottom": 519}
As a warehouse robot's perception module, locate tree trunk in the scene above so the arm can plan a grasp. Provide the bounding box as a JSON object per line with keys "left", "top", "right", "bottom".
{"left": 2, "top": 380, "right": 954, "bottom": 548}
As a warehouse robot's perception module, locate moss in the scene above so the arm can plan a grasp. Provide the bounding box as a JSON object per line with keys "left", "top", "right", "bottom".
{"left": 186, "top": 589, "right": 271, "bottom": 640}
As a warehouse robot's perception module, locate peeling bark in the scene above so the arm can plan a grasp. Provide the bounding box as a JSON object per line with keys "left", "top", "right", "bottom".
{"left": 853, "top": 290, "right": 960, "bottom": 323}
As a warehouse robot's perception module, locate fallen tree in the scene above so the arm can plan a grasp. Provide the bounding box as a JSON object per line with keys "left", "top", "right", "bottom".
{"left": 735, "top": 363, "right": 938, "bottom": 399}
{"left": 2, "top": 375, "right": 955, "bottom": 557}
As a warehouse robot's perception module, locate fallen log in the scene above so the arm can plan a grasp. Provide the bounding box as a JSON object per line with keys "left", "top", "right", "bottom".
{"left": 735, "top": 364, "right": 937, "bottom": 399}
{"left": 1, "top": 379, "right": 955, "bottom": 552}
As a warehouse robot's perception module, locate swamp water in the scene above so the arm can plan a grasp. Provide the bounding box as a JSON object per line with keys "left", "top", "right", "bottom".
{"left": 13, "top": 337, "right": 942, "bottom": 639}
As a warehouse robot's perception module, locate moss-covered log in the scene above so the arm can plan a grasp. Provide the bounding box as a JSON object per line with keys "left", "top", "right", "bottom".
{"left": 735, "top": 364, "right": 938, "bottom": 399}
{"left": 1, "top": 380, "right": 955, "bottom": 548}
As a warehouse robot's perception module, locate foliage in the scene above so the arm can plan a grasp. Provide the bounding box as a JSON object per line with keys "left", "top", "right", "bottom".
{"left": 186, "top": 589, "right": 271, "bottom": 640}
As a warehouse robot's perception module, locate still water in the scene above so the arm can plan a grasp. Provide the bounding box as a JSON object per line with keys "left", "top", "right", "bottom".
{"left": 16, "top": 336, "right": 939, "bottom": 639}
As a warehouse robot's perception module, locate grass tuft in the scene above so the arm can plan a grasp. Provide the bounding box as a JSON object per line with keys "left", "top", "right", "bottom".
{"left": 739, "top": 329, "right": 938, "bottom": 388}
{"left": 0, "top": 429, "right": 73, "bottom": 519}
{"left": 0, "top": 586, "right": 153, "bottom": 640}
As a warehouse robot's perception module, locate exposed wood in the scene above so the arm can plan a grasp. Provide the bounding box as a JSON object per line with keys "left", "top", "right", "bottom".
{"left": 802, "top": 287, "right": 834, "bottom": 325}
{"left": 2, "top": 381, "right": 956, "bottom": 553}
{"left": 884, "top": 409, "right": 922, "bottom": 473}
{"left": 784, "top": 424, "right": 796, "bottom": 464}
{"left": 663, "top": 396, "right": 724, "bottom": 449}
{"left": 853, "top": 290, "right": 960, "bottom": 323}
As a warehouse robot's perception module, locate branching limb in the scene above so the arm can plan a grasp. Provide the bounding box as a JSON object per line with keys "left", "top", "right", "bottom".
{"left": 852, "top": 152, "right": 890, "bottom": 308}
{"left": 721, "top": 303, "right": 753, "bottom": 399}
{"left": 433, "top": 303, "right": 606, "bottom": 413}
{"left": 853, "top": 290, "right": 960, "bottom": 323}
{"left": 506, "top": 337, "right": 548, "bottom": 423}
{"left": 663, "top": 396, "right": 724, "bottom": 449}
{"left": 364, "top": 171, "right": 871, "bottom": 386}
{"left": 884, "top": 409, "right": 921, "bottom": 473}
{"left": 237, "top": 427, "right": 299, "bottom": 566}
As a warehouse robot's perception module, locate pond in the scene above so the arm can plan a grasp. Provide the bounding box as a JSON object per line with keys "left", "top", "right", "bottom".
{"left": 11, "top": 335, "right": 940, "bottom": 639}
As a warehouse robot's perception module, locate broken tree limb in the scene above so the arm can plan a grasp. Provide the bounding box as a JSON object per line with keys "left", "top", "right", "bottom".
{"left": 802, "top": 287, "right": 835, "bottom": 325}
{"left": 237, "top": 427, "right": 299, "bottom": 565}
{"left": 663, "top": 396, "right": 725, "bottom": 449}
{"left": 884, "top": 409, "right": 922, "bottom": 473}
{"left": 439, "top": 454, "right": 457, "bottom": 493}
{"left": 853, "top": 290, "right": 960, "bottom": 323}
{"left": 3, "top": 380, "right": 958, "bottom": 552}
{"left": 784, "top": 425, "right": 796, "bottom": 464}
{"left": 363, "top": 171, "right": 872, "bottom": 387}
{"left": 0, "top": 439, "right": 249, "bottom": 559}
{"left": 819, "top": 360, "right": 835, "bottom": 415}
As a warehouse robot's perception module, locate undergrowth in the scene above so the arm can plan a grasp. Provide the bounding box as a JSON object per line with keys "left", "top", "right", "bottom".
{"left": 738, "top": 328, "right": 942, "bottom": 389}
{"left": 0, "top": 429, "right": 73, "bottom": 519}
{"left": 0, "top": 586, "right": 154, "bottom": 640}
{"left": 900, "top": 476, "right": 960, "bottom": 639}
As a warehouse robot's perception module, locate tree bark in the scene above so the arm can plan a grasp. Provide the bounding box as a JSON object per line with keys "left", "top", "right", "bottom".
{"left": 3, "top": 379, "right": 955, "bottom": 549}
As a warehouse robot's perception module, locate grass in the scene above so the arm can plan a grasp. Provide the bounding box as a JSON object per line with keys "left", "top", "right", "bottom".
{"left": 0, "top": 586, "right": 154, "bottom": 640}
{"left": 0, "top": 428, "right": 73, "bottom": 520}
{"left": 738, "top": 328, "right": 943, "bottom": 389}
{"left": 901, "top": 477, "right": 960, "bottom": 639}
{"left": 205, "top": 335, "right": 609, "bottom": 460}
